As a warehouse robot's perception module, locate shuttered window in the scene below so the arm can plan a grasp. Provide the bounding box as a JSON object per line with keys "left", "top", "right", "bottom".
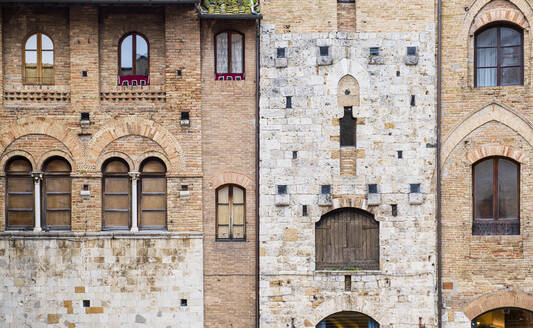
{"left": 473, "top": 157, "right": 519, "bottom": 235}
{"left": 102, "top": 159, "right": 130, "bottom": 229}
{"left": 5, "top": 157, "right": 34, "bottom": 229}
{"left": 315, "top": 208, "right": 379, "bottom": 270}
{"left": 216, "top": 185, "right": 245, "bottom": 240}
{"left": 42, "top": 157, "right": 71, "bottom": 229}
{"left": 139, "top": 158, "right": 166, "bottom": 229}
{"left": 24, "top": 33, "right": 54, "bottom": 85}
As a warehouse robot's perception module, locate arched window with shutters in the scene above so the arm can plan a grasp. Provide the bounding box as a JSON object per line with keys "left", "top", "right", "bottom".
{"left": 215, "top": 30, "right": 244, "bottom": 80}
{"left": 139, "top": 158, "right": 166, "bottom": 230}
{"left": 118, "top": 32, "right": 149, "bottom": 86}
{"left": 102, "top": 158, "right": 131, "bottom": 230}
{"left": 24, "top": 33, "right": 54, "bottom": 85}
{"left": 315, "top": 208, "right": 379, "bottom": 270}
{"left": 42, "top": 157, "right": 71, "bottom": 230}
{"left": 475, "top": 24, "right": 523, "bottom": 87}
{"left": 216, "top": 184, "right": 245, "bottom": 240}
{"left": 473, "top": 157, "right": 520, "bottom": 235}
{"left": 5, "top": 157, "right": 34, "bottom": 229}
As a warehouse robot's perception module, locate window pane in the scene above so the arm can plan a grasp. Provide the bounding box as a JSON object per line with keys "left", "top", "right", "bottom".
{"left": 231, "top": 33, "right": 243, "bottom": 74}
{"left": 104, "top": 195, "right": 129, "bottom": 210}
{"left": 7, "top": 159, "right": 32, "bottom": 173}
{"left": 25, "top": 34, "right": 37, "bottom": 50}
{"left": 218, "top": 186, "right": 229, "bottom": 203}
{"left": 233, "top": 225, "right": 245, "bottom": 239}
{"left": 44, "top": 158, "right": 70, "bottom": 172}
{"left": 217, "top": 225, "right": 229, "bottom": 239}
{"left": 42, "top": 51, "right": 53, "bottom": 65}
{"left": 141, "top": 160, "right": 165, "bottom": 173}
{"left": 120, "top": 35, "right": 133, "bottom": 76}
{"left": 477, "top": 28, "right": 497, "bottom": 47}
{"left": 25, "top": 50, "right": 38, "bottom": 84}
{"left": 501, "top": 46, "right": 521, "bottom": 66}
{"left": 474, "top": 159, "right": 494, "bottom": 219}
{"left": 25, "top": 50, "right": 37, "bottom": 65}
{"left": 8, "top": 211, "right": 33, "bottom": 227}
{"left": 46, "top": 194, "right": 70, "bottom": 209}
{"left": 476, "top": 68, "right": 497, "bottom": 87}
{"left": 476, "top": 47, "right": 497, "bottom": 67}
{"left": 141, "top": 195, "right": 165, "bottom": 210}
{"left": 136, "top": 35, "right": 148, "bottom": 76}
{"left": 217, "top": 204, "right": 229, "bottom": 224}
{"left": 233, "top": 186, "right": 244, "bottom": 203}
{"left": 104, "top": 177, "right": 129, "bottom": 193}
{"left": 501, "top": 27, "right": 521, "bottom": 46}
{"left": 46, "top": 210, "right": 70, "bottom": 227}
{"left": 41, "top": 34, "right": 53, "bottom": 50}
{"left": 233, "top": 204, "right": 244, "bottom": 225}
{"left": 104, "top": 160, "right": 129, "bottom": 173}
{"left": 45, "top": 178, "right": 70, "bottom": 193}
{"left": 8, "top": 194, "right": 33, "bottom": 209}
{"left": 501, "top": 67, "right": 522, "bottom": 86}
{"left": 104, "top": 211, "right": 129, "bottom": 227}
{"left": 142, "top": 177, "right": 165, "bottom": 193}
{"left": 216, "top": 33, "right": 228, "bottom": 73}
{"left": 7, "top": 177, "right": 33, "bottom": 193}
{"left": 140, "top": 211, "right": 165, "bottom": 227}
{"left": 499, "top": 159, "right": 518, "bottom": 219}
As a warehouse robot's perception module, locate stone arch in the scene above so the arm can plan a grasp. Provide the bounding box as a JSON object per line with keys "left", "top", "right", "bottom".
{"left": 338, "top": 74, "right": 360, "bottom": 108}
{"left": 469, "top": 1, "right": 529, "bottom": 35}
{"left": 466, "top": 145, "right": 526, "bottom": 164}
{"left": 88, "top": 117, "right": 182, "bottom": 171}
{"left": 442, "top": 102, "right": 533, "bottom": 166}
{"left": 0, "top": 119, "right": 80, "bottom": 160}
{"left": 209, "top": 171, "right": 254, "bottom": 191}
{"left": 37, "top": 150, "right": 76, "bottom": 172}
{"left": 0, "top": 150, "right": 36, "bottom": 174}
{"left": 326, "top": 58, "right": 370, "bottom": 117}
{"left": 464, "top": 0, "right": 533, "bottom": 36}
{"left": 320, "top": 196, "right": 375, "bottom": 217}
{"left": 463, "top": 290, "right": 533, "bottom": 320}
{"left": 308, "top": 295, "right": 385, "bottom": 326}
{"left": 95, "top": 151, "right": 135, "bottom": 173}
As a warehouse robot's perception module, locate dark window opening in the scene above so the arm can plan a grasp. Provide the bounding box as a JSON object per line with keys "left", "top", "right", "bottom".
{"left": 320, "top": 46, "right": 329, "bottom": 57}
{"left": 368, "top": 184, "right": 378, "bottom": 194}
{"left": 344, "top": 275, "right": 351, "bottom": 291}
{"left": 302, "top": 205, "right": 308, "bottom": 216}
{"left": 369, "top": 47, "right": 380, "bottom": 56}
{"left": 410, "top": 183, "right": 421, "bottom": 193}
{"left": 397, "top": 150, "right": 403, "bottom": 159}
{"left": 340, "top": 107, "right": 356, "bottom": 147}
{"left": 391, "top": 204, "right": 398, "bottom": 217}
{"left": 407, "top": 46, "right": 417, "bottom": 55}
{"left": 321, "top": 185, "right": 331, "bottom": 194}
{"left": 410, "top": 95, "right": 416, "bottom": 106}
{"left": 472, "top": 308, "right": 533, "bottom": 328}
{"left": 277, "top": 47, "right": 286, "bottom": 58}
{"left": 277, "top": 185, "right": 287, "bottom": 195}
{"left": 286, "top": 96, "right": 292, "bottom": 109}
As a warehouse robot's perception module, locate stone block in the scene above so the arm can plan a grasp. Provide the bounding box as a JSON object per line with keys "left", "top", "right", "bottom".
{"left": 85, "top": 307, "right": 104, "bottom": 314}
{"left": 404, "top": 55, "right": 419, "bottom": 65}
{"left": 275, "top": 194, "right": 290, "bottom": 206}
{"left": 47, "top": 314, "right": 59, "bottom": 324}
{"left": 275, "top": 58, "right": 288, "bottom": 68}
{"left": 409, "top": 192, "right": 424, "bottom": 205}
{"left": 368, "top": 55, "right": 384, "bottom": 65}
{"left": 318, "top": 193, "right": 332, "bottom": 206}
{"left": 317, "top": 56, "right": 333, "bottom": 66}
{"left": 367, "top": 193, "right": 381, "bottom": 206}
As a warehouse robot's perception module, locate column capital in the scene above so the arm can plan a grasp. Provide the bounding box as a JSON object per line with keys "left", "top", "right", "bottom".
{"left": 128, "top": 172, "right": 140, "bottom": 180}
{"left": 31, "top": 172, "right": 43, "bottom": 182}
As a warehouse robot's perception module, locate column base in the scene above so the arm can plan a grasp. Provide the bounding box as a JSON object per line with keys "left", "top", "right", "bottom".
{"left": 130, "top": 227, "right": 139, "bottom": 232}
{"left": 33, "top": 227, "right": 42, "bottom": 232}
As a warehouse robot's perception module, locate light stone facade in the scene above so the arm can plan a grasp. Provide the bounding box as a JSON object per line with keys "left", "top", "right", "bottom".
{"left": 259, "top": 4, "right": 438, "bottom": 327}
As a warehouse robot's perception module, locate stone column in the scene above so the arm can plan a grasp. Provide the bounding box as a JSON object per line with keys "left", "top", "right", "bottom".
{"left": 129, "top": 172, "right": 140, "bottom": 232}
{"left": 32, "top": 173, "right": 43, "bottom": 232}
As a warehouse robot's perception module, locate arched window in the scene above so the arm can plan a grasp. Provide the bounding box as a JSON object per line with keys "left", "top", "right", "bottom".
{"left": 139, "top": 158, "right": 166, "bottom": 229}
{"left": 317, "top": 311, "right": 380, "bottom": 328}
{"left": 102, "top": 158, "right": 130, "bottom": 229}
{"left": 24, "top": 33, "right": 54, "bottom": 85}
{"left": 473, "top": 157, "right": 519, "bottom": 235}
{"left": 42, "top": 157, "right": 71, "bottom": 230}
{"left": 475, "top": 25, "right": 523, "bottom": 87}
{"left": 472, "top": 308, "right": 533, "bottom": 327}
{"left": 215, "top": 31, "right": 244, "bottom": 80}
{"left": 118, "top": 32, "right": 149, "bottom": 86}
{"left": 5, "top": 157, "right": 34, "bottom": 229}
{"left": 216, "top": 184, "right": 245, "bottom": 240}
{"left": 315, "top": 208, "right": 379, "bottom": 270}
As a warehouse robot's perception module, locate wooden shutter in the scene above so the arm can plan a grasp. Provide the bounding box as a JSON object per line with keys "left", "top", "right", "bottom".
{"left": 43, "top": 158, "right": 71, "bottom": 229}
{"left": 6, "top": 158, "right": 34, "bottom": 228}
{"left": 316, "top": 208, "right": 379, "bottom": 270}
{"left": 139, "top": 159, "right": 166, "bottom": 229}
{"left": 102, "top": 159, "right": 130, "bottom": 229}
{"left": 216, "top": 185, "right": 245, "bottom": 240}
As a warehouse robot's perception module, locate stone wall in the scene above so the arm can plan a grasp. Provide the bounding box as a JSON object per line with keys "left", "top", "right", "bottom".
{"left": 259, "top": 14, "right": 437, "bottom": 327}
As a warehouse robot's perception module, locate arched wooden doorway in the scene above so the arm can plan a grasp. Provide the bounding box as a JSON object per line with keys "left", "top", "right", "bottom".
{"left": 472, "top": 307, "right": 533, "bottom": 327}
{"left": 316, "top": 311, "right": 379, "bottom": 328}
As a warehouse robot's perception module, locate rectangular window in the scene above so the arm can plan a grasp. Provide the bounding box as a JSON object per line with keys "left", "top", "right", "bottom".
{"left": 340, "top": 107, "right": 356, "bottom": 147}
{"left": 216, "top": 185, "right": 246, "bottom": 240}
{"left": 43, "top": 176, "right": 71, "bottom": 228}
{"left": 7, "top": 177, "right": 34, "bottom": 228}
{"left": 103, "top": 176, "right": 130, "bottom": 229}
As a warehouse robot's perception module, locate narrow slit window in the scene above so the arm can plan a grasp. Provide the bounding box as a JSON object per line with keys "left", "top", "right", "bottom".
{"left": 340, "top": 107, "right": 356, "bottom": 147}
{"left": 102, "top": 158, "right": 130, "bottom": 230}
{"left": 5, "top": 157, "right": 34, "bottom": 229}
{"left": 42, "top": 157, "right": 71, "bottom": 230}
{"left": 139, "top": 158, "right": 167, "bottom": 230}
{"left": 24, "top": 33, "right": 54, "bottom": 85}
{"left": 216, "top": 185, "right": 245, "bottom": 240}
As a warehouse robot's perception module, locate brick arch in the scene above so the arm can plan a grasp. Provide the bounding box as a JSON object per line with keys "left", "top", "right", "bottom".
{"left": 464, "top": 0, "right": 533, "bottom": 36}
{"left": 466, "top": 145, "right": 526, "bottom": 164}
{"left": 209, "top": 171, "right": 254, "bottom": 191}
{"left": 137, "top": 151, "right": 171, "bottom": 173}
{"left": 88, "top": 117, "right": 182, "bottom": 171}
{"left": 0, "top": 119, "right": 80, "bottom": 160}
{"left": 0, "top": 150, "right": 37, "bottom": 173}
{"left": 463, "top": 290, "right": 533, "bottom": 320}
{"left": 442, "top": 102, "right": 533, "bottom": 166}
{"left": 95, "top": 151, "right": 135, "bottom": 173}
{"left": 308, "top": 295, "right": 385, "bottom": 326}
{"left": 470, "top": 7, "right": 529, "bottom": 35}
{"left": 37, "top": 150, "right": 76, "bottom": 172}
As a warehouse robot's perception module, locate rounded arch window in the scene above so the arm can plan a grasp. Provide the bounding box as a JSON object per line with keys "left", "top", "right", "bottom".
{"left": 5, "top": 157, "right": 34, "bottom": 229}
{"left": 102, "top": 158, "right": 131, "bottom": 229}
{"left": 42, "top": 157, "right": 72, "bottom": 230}
{"left": 118, "top": 32, "right": 149, "bottom": 86}
{"left": 475, "top": 24, "right": 523, "bottom": 87}
{"left": 215, "top": 30, "right": 244, "bottom": 80}
{"left": 316, "top": 311, "right": 380, "bottom": 328}
{"left": 473, "top": 157, "right": 519, "bottom": 235}
{"left": 139, "top": 158, "right": 166, "bottom": 230}
{"left": 24, "top": 33, "right": 54, "bottom": 85}
{"left": 216, "top": 184, "right": 245, "bottom": 240}
{"left": 473, "top": 308, "right": 533, "bottom": 327}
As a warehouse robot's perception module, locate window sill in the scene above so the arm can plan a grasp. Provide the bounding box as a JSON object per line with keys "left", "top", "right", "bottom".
{"left": 314, "top": 269, "right": 381, "bottom": 276}
{"left": 216, "top": 238, "right": 246, "bottom": 242}
{"left": 0, "top": 230, "right": 203, "bottom": 240}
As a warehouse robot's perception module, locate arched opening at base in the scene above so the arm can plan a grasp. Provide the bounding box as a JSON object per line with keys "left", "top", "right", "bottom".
{"left": 473, "top": 308, "right": 533, "bottom": 327}
{"left": 316, "top": 311, "right": 379, "bottom": 328}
